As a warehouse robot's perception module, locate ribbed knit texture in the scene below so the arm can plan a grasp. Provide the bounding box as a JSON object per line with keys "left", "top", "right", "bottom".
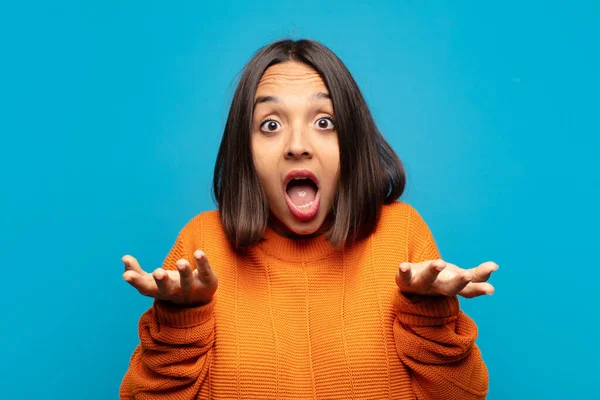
{"left": 120, "top": 202, "right": 488, "bottom": 399}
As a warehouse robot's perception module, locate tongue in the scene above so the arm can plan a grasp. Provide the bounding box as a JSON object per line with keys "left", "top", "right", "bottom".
{"left": 286, "top": 182, "right": 317, "bottom": 206}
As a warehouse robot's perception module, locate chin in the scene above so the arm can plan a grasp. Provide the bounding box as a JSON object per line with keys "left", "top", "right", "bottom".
{"left": 272, "top": 208, "right": 329, "bottom": 238}
{"left": 286, "top": 220, "right": 323, "bottom": 236}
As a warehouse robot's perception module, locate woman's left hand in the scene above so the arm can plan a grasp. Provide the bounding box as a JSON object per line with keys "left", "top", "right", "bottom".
{"left": 395, "top": 260, "right": 498, "bottom": 298}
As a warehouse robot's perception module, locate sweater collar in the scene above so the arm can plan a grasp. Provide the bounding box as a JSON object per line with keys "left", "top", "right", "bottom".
{"left": 257, "top": 226, "right": 339, "bottom": 262}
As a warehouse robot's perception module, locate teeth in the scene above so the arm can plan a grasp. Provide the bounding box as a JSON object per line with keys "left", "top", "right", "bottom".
{"left": 296, "top": 200, "right": 314, "bottom": 210}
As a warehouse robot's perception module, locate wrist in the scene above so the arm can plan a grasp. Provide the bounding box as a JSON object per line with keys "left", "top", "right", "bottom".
{"left": 153, "top": 298, "right": 215, "bottom": 328}
{"left": 394, "top": 290, "right": 459, "bottom": 326}
{"left": 163, "top": 298, "right": 212, "bottom": 308}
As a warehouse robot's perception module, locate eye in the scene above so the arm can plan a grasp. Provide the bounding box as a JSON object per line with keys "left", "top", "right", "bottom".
{"left": 315, "top": 116, "right": 335, "bottom": 130}
{"left": 260, "top": 118, "right": 281, "bottom": 133}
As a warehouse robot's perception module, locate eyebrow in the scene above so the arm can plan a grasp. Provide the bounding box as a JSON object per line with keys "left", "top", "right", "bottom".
{"left": 254, "top": 91, "right": 331, "bottom": 106}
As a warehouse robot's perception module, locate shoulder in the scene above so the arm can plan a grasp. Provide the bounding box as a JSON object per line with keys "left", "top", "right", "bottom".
{"left": 373, "top": 201, "right": 436, "bottom": 256}
{"left": 354, "top": 202, "right": 429, "bottom": 276}
{"left": 178, "top": 209, "right": 221, "bottom": 232}
{"left": 382, "top": 201, "right": 440, "bottom": 262}
{"left": 377, "top": 201, "right": 427, "bottom": 232}
{"left": 368, "top": 201, "right": 416, "bottom": 248}
{"left": 177, "top": 209, "right": 229, "bottom": 248}
{"left": 168, "top": 210, "right": 235, "bottom": 276}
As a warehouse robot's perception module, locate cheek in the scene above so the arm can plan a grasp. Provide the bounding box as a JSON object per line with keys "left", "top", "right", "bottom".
{"left": 320, "top": 145, "right": 340, "bottom": 199}
{"left": 252, "top": 158, "right": 270, "bottom": 187}
{"left": 251, "top": 137, "right": 267, "bottom": 175}
{"left": 323, "top": 138, "right": 340, "bottom": 180}
{"left": 251, "top": 146, "right": 278, "bottom": 190}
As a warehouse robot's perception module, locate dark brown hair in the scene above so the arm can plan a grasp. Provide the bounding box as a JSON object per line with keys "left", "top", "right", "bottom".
{"left": 213, "top": 39, "right": 405, "bottom": 250}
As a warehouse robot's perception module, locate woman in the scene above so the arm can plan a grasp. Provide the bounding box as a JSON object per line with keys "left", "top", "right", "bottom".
{"left": 120, "top": 38, "right": 497, "bottom": 399}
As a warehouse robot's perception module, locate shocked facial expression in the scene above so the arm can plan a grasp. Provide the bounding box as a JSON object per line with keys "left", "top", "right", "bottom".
{"left": 251, "top": 61, "right": 340, "bottom": 237}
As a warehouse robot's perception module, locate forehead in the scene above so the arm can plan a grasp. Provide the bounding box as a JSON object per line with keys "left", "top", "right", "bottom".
{"left": 255, "top": 62, "right": 327, "bottom": 97}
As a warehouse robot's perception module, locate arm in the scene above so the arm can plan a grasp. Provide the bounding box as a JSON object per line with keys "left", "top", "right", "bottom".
{"left": 393, "top": 207, "right": 489, "bottom": 400}
{"left": 120, "top": 232, "right": 216, "bottom": 399}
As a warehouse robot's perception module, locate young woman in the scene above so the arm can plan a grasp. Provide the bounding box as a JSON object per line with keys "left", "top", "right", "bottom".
{"left": 120, "top": 39, "right": 498, "bottom": 400}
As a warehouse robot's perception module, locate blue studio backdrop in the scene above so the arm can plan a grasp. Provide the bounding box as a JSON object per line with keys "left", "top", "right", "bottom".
{"left": 1, "top": 1, "right": 598, "bottom": 399}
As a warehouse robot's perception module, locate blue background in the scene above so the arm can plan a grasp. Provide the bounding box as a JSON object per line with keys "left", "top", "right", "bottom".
{"left": 2, "top": 1, "right": 598, "bottom": 398}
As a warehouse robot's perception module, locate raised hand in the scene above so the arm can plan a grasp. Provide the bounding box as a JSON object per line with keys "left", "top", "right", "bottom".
{"left": 122, "top": 250, "right": 218, "bottom": 306}
{"left": 395, "top": 259, "right": 498, "bottom": 298}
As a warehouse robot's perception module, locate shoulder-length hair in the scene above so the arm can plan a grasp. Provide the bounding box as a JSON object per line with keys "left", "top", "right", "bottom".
{"left": 213, "top": 39, "right": 405, "bottom": 250}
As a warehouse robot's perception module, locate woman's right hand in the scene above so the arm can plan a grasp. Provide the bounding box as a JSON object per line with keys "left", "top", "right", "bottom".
{"left": 122, "top": 250, "right": 218, "bottom": 307}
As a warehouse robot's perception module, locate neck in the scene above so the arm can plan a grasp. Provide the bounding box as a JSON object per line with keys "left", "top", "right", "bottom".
{"left": 258, "top": 222, "right": 339, "bottom": 262}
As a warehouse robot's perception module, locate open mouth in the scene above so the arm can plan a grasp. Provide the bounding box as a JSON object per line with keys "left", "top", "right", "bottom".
{"left": 283, "top": 171, "right": 320, "bottom": 221}
{"left": 286, "top": 177, "right": 318, "bottom": 208}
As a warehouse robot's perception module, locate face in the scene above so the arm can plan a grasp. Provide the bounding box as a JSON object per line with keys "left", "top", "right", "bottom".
{"left": 251, "top": 61, "right": 340, "bottom": 237}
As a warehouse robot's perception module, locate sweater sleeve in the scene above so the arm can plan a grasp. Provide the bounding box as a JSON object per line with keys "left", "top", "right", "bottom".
{"left": 393, "top": 206, "right": 489, "bottom": 400}
{"left": 120, "top": 224, "right": 215, "bottom": 399}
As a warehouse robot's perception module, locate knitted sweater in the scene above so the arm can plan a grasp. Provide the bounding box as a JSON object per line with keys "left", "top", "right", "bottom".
{"left": 120, "top": 202, "right": 488, "bottom": 399}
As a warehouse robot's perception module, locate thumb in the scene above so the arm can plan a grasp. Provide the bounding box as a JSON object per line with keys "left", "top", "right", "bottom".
{"left": 122, "top": 255, "right": 144, "bottom": 274}
{"left": 396, "top": 262, "right": 415, "bottom": 287}
{"left": 193, "top": 250, "right": 218, "bottom": 286}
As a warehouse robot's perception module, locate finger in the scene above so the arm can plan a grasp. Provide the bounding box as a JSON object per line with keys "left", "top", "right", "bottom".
{"left": 470, "top": 262, "right": 499, "bottom": 283}
{"left": 459, "top": 282, "right": 495, "bottom": 298}
{"left": 444, "top": 270, "right": 473, "bottom": 296}
{"left": 417, "top": 260, "right": 446, "bottom": 289}
{"left": 194, "top": 250, "right": 216, "bottom": 285}
{"left": 153, "top": 268, "right": 176, "bottom": 298}
{"left": 122, "top": 255, "right": 144, "bottom": 274}
{"left": 123, "top": 270, "right": 157, "bottom": 296}
{"left": 396, "top": 262, "right": 413, "bottom": 287}
{"left": 176, "top": 259, "right": 194, "bottom": 300}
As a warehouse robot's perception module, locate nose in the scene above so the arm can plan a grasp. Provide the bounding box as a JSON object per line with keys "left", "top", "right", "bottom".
{"left": 284, "top": 124, "right": 312, "bottom": 160}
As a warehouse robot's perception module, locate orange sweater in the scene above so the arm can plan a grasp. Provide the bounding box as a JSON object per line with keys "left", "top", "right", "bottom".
{"left": 120, "top": 202, "right": 488, "bottom": 399}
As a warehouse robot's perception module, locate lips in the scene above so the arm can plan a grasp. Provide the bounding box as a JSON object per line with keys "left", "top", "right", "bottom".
{"left": 283, "top": 169, "right": 320, "bottom": 221}
{"left": 283, "top": 169, "right": 320, "bottom": 188}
